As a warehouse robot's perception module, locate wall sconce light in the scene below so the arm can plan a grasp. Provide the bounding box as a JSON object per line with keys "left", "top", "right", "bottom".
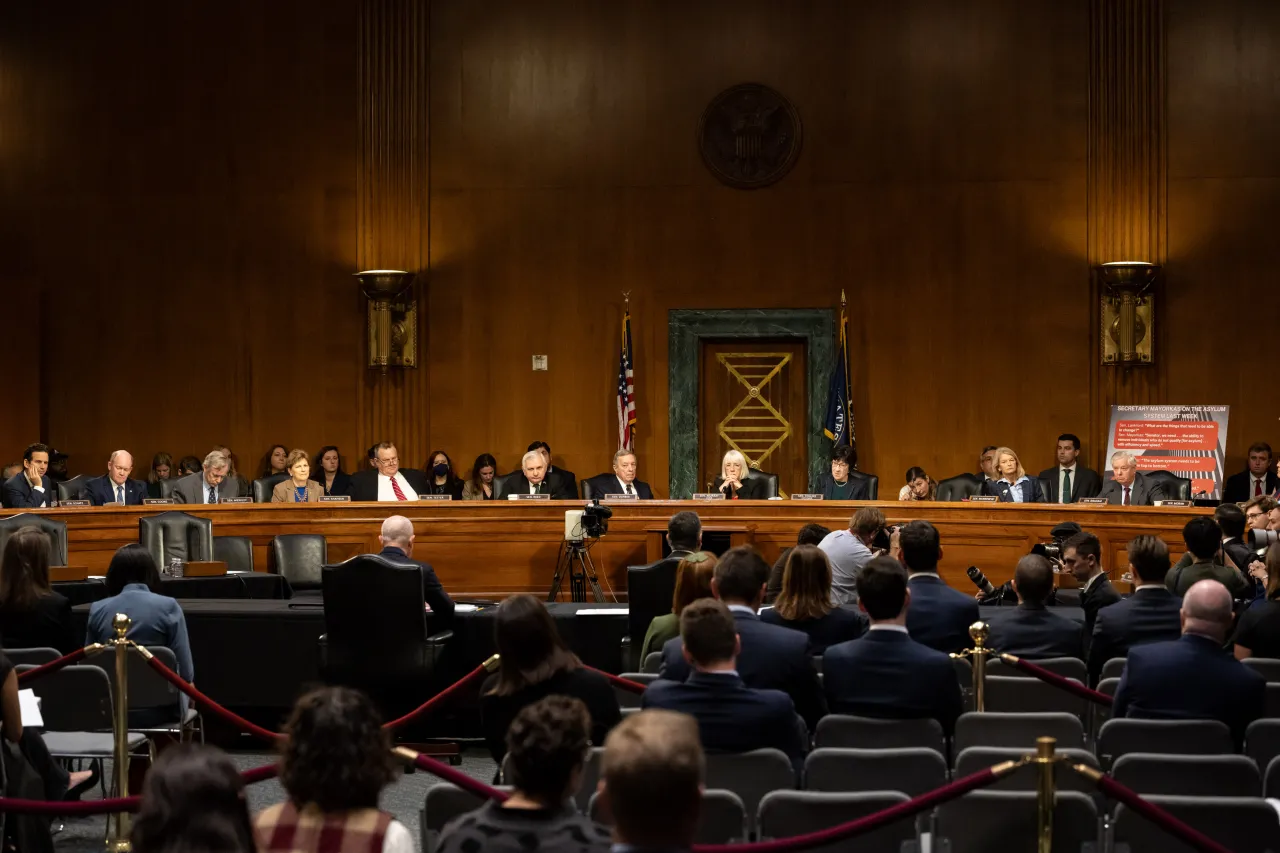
{"left": 1099, "top": 261, "right": 1160, "bottom": 365}
{"left": 355, "top": 270, "right": 417, "bottom": 373}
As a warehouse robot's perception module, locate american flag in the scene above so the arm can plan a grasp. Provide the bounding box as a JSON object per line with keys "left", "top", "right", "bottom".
{"left": 616, "top": 310, "right": 637, "bottom": 451}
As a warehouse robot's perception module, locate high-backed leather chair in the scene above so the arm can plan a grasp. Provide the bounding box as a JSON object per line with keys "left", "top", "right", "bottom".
{"left": 159, "top": 478, "right": 179, "bottom": 500}
{"left": 0, "top": 513, "right": 68, "bottom": 565}
{"left": 626, "top": 555, "right": 684, "bottom": 669}
{"left": 492, "top": 473, "right": 517, "bottom": 500}
{"left": 272, "top": 534, "right": 327, "bottom": 590}
{"left": 754, "top": 470, "right": 780, "bottom": 498}
{"left": 848, "top": 471, "right": 879, "bottom": 500}
{"left": 213, "top": 536, "right": 254, "bottom": 573}
{"left": 55, "top": 475, "right": 90, "bottom": 503}
{"left": 1145, "top": 471, "right": 1192, "bottom": 501}
{"left": 937, "top": 474, "right": 984, "bottom": 502}
{"left": 252, "top": 474, "right": 289, "bottom": 503}
{"left": 139, "top": 511, "right": 213, "bottom": 567}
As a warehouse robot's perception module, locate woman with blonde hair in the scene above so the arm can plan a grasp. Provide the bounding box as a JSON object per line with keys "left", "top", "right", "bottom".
{"left": 713, "top": 449, "right": 768, "bottom": 500}
{"left": 981, "top": 446, "right": 1045, "bottom": 503}
{"left": 761, "top": 545, "right": 864, "bottom": 653}
{"left": 270, "top": 449, "right": 323, "bottom": 503}
{"left": 640, "top": 551, "right": 718, "bottom": 659}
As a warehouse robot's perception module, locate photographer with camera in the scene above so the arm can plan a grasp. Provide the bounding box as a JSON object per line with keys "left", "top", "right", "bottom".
{"left": 1061, "top": 531, "right": 1120, "bottom": 645}
{"left": 986, "top": 554, "right": 1084, "bottom": 659}
{"left": 818, "top": 507, "right": 885, "bottom": 606}
{"left": 1166, "top": 516, "right": 1251, "bottom": 599}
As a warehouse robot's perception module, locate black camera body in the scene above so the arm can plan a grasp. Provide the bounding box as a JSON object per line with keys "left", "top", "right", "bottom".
{"left": 581, "top": 500, "right": 613, "bottom": 538}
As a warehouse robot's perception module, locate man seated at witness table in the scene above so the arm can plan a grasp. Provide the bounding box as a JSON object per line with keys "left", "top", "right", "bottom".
{"left": 1038, "top": 433, "right": 1102, "bottom": 504}
{"left": 1, "top": 443, "right": 54, "bottom": 509}
{"left": 505, "top": 450, "right": 558, "bottom": 497}
{"left": 1166, "top": 516, "right": 1251, "bottom": 599}
{"left": 898, "top": 520, "right": 979, "bottom": 654}
{"left": 1223, "top": 441, "right": 1280, "bottom": 504}
{"left": 527, "top": 441, "right": 577, "bottom": 500}
{"left": 644, "top": 598, "right": 807, "bottom": 768}
{"left": 1096, "top": 451, "right": 1166, "bottom": 506}
{"left": 582, "top": 448, "right": 653, "bottom": 499}
{"left": 376, "top": 515, "right": 454, "bottom": 625}
{"left": 818, "top": 507, "right": 884, "bottom": 605}
{"left": 1062, "top": 531, "right": 1120, "bottom": 647}
{"left": 658, "top": 545, "right": 826, "bottom": 731}
{"left": 986, "top": 554, "right": 1084, "bottom": 660}
{"left": 171, "top": 450, "right": 243, "bottom": 504}
{"left": 349, "top": 441, "right": 429, "bottom": 502}
{"left": 767, "top": 523, "right": 831, "bottom": 603}
{"left": 1114, "top": 579, "right": 1265, "bottom": 748}
{"left": 1088, "top": 534, "right": 1182, "bottom": 683}
{"left": 823, "top": 556, "right": 964, "bottom": 735}
{"left": 84, "top": 450, "right": 149, "bottom": 506}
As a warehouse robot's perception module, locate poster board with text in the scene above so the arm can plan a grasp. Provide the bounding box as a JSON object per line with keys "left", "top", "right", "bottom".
{"left": 1104, "top": 405, "right": 1229, "bottom": 499}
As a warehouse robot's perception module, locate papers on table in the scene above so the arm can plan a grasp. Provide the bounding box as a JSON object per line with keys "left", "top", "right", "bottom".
{"left": 19, "top": 689, "right": 42, "bottom": 727}
{"left": 577, "top": 608, "right": 629, "bottom": 615}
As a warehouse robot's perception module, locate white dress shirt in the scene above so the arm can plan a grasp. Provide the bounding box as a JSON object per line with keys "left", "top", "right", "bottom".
{"left": 376, "top": 472, "right": 419, "bottom": 502}
{"left": 111, "top": 480, "right": 127, "bottom": 505}
{"left": 616, "top": 476, "right": 636, "bottom": 496}
{"left": 1252, "top": 474, "right": 1269, "bottom": 497}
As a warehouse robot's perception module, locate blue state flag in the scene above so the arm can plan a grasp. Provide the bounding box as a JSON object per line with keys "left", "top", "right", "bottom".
{"left": 823, "top": 308, "right": 853, "bottom": 447}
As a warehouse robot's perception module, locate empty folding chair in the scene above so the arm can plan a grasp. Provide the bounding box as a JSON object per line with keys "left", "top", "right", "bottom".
{"left": 1265, "top": 755, "right": 1280, "bottom": 798}
{"left": 804, "top": 747, "right": 947, "bottom": 796}
{"left": 1092, "top": 676, "right": 1121, "bottom": 735}
{"left": 1096, "top": 719, "right": 1233, "bottom": 770}
{"left": 614, "top": 672, "right": 654, "bottom": 709}
{"left": 2, "top": 648, "right": 60, "bottom": 667}
{"left": 704, "top": 749, "right": 796, "bottom": 834}
{"left": 1099, "top": 656, "right": 1127, "bottom": 683}
{"left": 104, "top": 646, "right": 203, "bottom": 743}
{"left": 758, "top": 790, "right": 915, "bottom": 853}
{"left": 952, "top": 747, "right": 1098, "bottom": 793}
{"left": 589, "top": 789, "right": 747, "bottom": 844}
{"left": 813, "top": 714, "right": 945, "bottom": 756}
{"left": 641, "top": 651, "right": 663, "bottom": 674}
{"left": 1112, "top": 753, "right": 1261, "bottom": 797}
{"left": 1246, "top": 719, "right": 1280, "bottom": 773}
{"left": 983, "top": 674, "right": 1088, "bottom": 720}
{"left": 1111, "top": 796, "right": 1280, "bottom": 853}
{"left": 953, "top": 712, "right": 1084, "bottom": 753}
{"left": 1242, "top": 657, "right": 1280, "bottom": 683}
{"left": 953, "top": 655, "right": 974, "bottom": 712}
{"left": 420, "top": 783, "right": 511, "bottom": 853}
{"left": 1267, "top": 683, "right": 1280, "bottom": 718}
{"left": 936, "top": 790, "right": 1098, "bottom": 853}
{"left": 986, "top": 656, "right": 1088, "bottom": 684}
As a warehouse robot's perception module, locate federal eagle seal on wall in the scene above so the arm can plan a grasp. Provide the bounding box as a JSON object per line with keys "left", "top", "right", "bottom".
{"left": 697, "top": 83, "right": 802, "bottom": 189}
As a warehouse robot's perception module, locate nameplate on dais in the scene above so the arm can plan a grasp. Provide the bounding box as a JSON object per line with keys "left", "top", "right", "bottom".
{"left": 511, "top": 493, "right": 551, "bottom": 501}
{"left": 143, "top": 498, "right": 174, "bottom": 505}
{"left": 1077, "top": 498, "right": 1109, "bottom": 506}
{"left": 61, "top": 500, "right": 91, "bottom": 507}
{"left": 602, "top": 494, "right": 638, "bottom": 502}
{"left": 319, "top": 495, "right": 351, "bottom": 502}
{"left": 790, "top": 494, "right": 823, "bottom": 500}
{"left": 222, "top": 497, "right": 253, "bottom": 504}
{"left": 691, "top": 493, "right": 726, "bottom": 501}
{"left": 967, "top": 495, "right": 999, "bottom": 503}
{"left": 419, "top": 494, "right": 453, "bottom": 501}
{"left": 1154, "top": 499, "right": 1192, "bottom": 507}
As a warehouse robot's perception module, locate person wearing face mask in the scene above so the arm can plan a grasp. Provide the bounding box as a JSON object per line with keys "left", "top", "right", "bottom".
{"left": 312, "top": 446, "right": 353, "bottom": 497}
{"left": 424, "top": 450, "right": 464, "bottom": 499}
{"left": 270, "top": 450, "right": 323, "bottom": 503}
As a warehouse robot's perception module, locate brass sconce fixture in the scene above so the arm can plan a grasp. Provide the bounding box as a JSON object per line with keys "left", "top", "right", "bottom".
{"left": 1099, "top": 261, "right": 1159, "bottom": 365}
{"left": 355, "top": 270, "right": 418, "bottom": 373}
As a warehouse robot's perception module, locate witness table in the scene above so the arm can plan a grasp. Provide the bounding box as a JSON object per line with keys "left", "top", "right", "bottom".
{"left": 55, "top": 572, "right": 293, "bottom": 607}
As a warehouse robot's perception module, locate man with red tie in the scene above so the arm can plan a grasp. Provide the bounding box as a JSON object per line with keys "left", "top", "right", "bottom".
{"left": 1098, "top": 451, "right": 1167, "bottom": 506}
{"left": 349, "top": 442, "right": 430, "bottom": 502}
{"left": 1223, "top": 442, "right": 1280, "bottom": 504}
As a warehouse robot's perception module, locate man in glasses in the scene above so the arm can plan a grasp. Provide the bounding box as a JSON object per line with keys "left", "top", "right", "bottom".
{"left": 350, "top": 442, "right": 431, "bottom": 502}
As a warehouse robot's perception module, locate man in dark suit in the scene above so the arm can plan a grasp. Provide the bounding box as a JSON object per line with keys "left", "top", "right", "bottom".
{"left": 987, "top": 555, "right": 1084, "bottom": 659}
{"left": 1213, "top": 502, "right": 1255, "bottom": 573}
{"left": 349, "top": 441, "right": 431, "bottom": 502}
{"left": 171, "top": 449, "right": 244, "bottom": 504}
{"left": 627, "top": 511, "right": 700, "bottom": 669}
{"left": 1223, "top": 442, "right": 1280, "bottom": 504}
{"left": 528, "top": 440, "right": 577, "bottom": 500}
{"left": 1165, "top": 516, "right": 1251, "bottom": 599}
{"left": 1096, "top": 451, "right": 1167, "bottom": 506}
{"left": 376, "top": 515, "right": 455, "bottom": 626}
{"left": 84, "top": 450, "right": 149, "bottom": 506}
{"left": 898, "top": 520, "right": 979, "bottom": 654}
{"left": 1062, "top": 531, "right": 1120, "bottom": 648}
{"left": 660, "top": 545, "right": 826, "bottom": 730}
{"left": 582, "top": 449, "right": 654, "bottom": 499}
{"left": 1089, "top": 534, "right": 1183, "bottom": 683}
{"left": 1114, "top": 579, "right": 1265, "bottom": 747}
{"left": 644, "top": 598, "right": 807, "bottom": 767}
{"left": 1038, "top": 433, "right": 1103, "bottom": 504}
{"left": 499, "top": 450, "right": 564, "bottom": 498}
{"left": 1, "top": 443, "right": 54, "bottom": 508}
{"left": 824, "top": 556, "right": 964, "bottom": 734}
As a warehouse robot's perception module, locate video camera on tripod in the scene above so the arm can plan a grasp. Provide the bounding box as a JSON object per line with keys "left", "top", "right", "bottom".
{"left": 551, "top": 500, "right": 617, "bottom": 603}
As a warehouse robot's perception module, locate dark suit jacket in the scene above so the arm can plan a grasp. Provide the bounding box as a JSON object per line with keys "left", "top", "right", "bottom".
{"left": 0, "top": 592, "right": 75, "bottom": 653}
{"left": 643, "top": 671, "right": 808, "bottom": 766}
{"left": 1223, "top": 470, "right": 1280, "bottom": 504}
{"left": 905, "top": 575, "right": 980, "bottom": 654}
{"left": 548, "top": 467, "right": 578, "bottom": 500}
{"left": 84, "top": 475, "right": 149, "bottom": 506}
{"left": 378, "top": 545, "right": 455, "bottom": 626}
{"left": 1088, "top": 586, "right": 1183, "bottom": 682}
{"left": 760, "top": 606, "right": 867, "bottom": 655}
{"left": 320, "top": 469, "right": 353, "bottom": 497}
{"left": 981, "top": 476, "right": 1046, "bottom": 503}
{"left": 347, "top": 468, "right": 432, "bottom": 502}
{"left": 582, "top": 473, "right": 654, "bottom": 500}
{"left": 1037, "top": 466, "right": 1103, "bottom": 503}
{"left": 1114, "top": 634, "right": 1265, "bottom": 747}
{"left": 823, "top": 629, "right": 964, "bottom": 734}
{"left": 712, "top": 475, "right": 770, "bottom": 500}
{"left": 819, "top": 473, "right": 871, "bottom": 501}
{"left": 170, "top": 471, "right": 244, "bottom": 504}
{"left": 1096, "top": 473, "right": 1167, "bottom": 506}
{"left": 660, "top": 609, "right": 826, "bottom": 729}
{"left": 1, "top": 472, "right": 54, "bottom": 508}
{"left": 986, "top": 603, "right": 1084, "bottom": 660}
{"left": 500, "top": 472, "right": 567, "bottom": 499}
{"left": 1079, "top": 574, "right": 1122, "bottom": 649}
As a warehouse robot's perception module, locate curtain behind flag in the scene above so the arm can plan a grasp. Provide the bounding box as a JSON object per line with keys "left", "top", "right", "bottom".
{"left": 616, "top": 310, "right": 637, "bottom": 451}
{"left": 823, "top": 308, "right": 852, "bottom": 447}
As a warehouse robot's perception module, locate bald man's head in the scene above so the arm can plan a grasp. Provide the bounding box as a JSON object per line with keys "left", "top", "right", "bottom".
{"left": 1181, "top": 579, "right": 1233, "bottom": 642}
{"left": 107, "top": 450, "right": 134, "bottom": 486}
{"left": 379, "top": 515, "right": 415, "bottom": 556}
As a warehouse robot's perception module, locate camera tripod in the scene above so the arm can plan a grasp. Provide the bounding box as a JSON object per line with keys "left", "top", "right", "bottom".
{"left": 547, "top": 538, "right": 610, "bottom": 603}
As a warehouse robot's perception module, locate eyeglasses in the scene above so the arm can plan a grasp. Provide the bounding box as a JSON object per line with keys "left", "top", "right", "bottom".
{"left": 1248, "top": 512, "right": 1265, "bottom": 520}
{"left": 376, "top": 457, "right": 399, "bottom": 466}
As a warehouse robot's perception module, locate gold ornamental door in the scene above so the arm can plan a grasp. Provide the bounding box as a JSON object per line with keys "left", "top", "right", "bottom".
{"left": 698, "top": 339, "right": 808, "bottom": 496}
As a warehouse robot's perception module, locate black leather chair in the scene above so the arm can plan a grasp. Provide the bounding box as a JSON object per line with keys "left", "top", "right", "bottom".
{"left": 712, "top": 470, "right": 780, "bottom": 499}
{"left": 1145, "top": 471, "right": 1192, "bottom": 501}
{"left": 492, "top": 473, "right": 518, "bottom": 500}
{"left": 55, "top": 475, "right": 90, "bottom": 503}
{"left": 848, "top": 471, "right": 879, "bottom": 500}
{"left": 159, "top": 478, "right": 179, "bottom": 500}
{"left": 272, "top": 534, "right": 327, "bottom": 590}
{"left": 213, "top": 536, "right": 254, "bottom": 573}
{"left": 0, "top": 513, "right": 68, "bottom": 565}
{"left": 937, "top": 474, "right": 983, "bottom": 502}
{"left": 139, "top": 511, "right": 213, "bottom": 567}
{"left": 626, "top": 556, "right": 682, "bottom": 670}
{"left": 252, "top": 474, "right": 289, "bottom": 503}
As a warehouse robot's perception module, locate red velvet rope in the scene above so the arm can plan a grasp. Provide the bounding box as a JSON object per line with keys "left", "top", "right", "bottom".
{"left": 588, "top": 667, "right": 648, "bottom": 695}
{"left": 1000, "top": 655, "right": 1114, "bottom": 706}
{"left": 240, "top": 763, "right": 280, "bottom": 784}
{"left": 16, "top": 646, "right": 93, "bottom": 684}
{"left": 142, "top": 654, "right": 283, "bottom": 742}
{"left": 1091, "top": 773, "right": 1233, "bottom": 853}
{"left": 410, "top": 753, "right": 510, "bottom": 803}
{"left": 382, "top": 662, "right": 491, "bottom": 730}
{"left": 0, "top": 795, "right": 140, "bottom": 815}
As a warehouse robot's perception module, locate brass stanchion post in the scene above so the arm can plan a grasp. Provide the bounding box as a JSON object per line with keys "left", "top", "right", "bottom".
{"left": 1035, "top": 736, "right": 1057, "bottom": 853}
{"left": 109, "top": 613, "right": 133, "bottom": 852}
{"left": 969, "top": 621, "right": 990, "bottom": 712}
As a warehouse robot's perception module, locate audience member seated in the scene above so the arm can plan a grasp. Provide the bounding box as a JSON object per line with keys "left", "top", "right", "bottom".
{"left": 313, "top": 446, "right": 353, "bottom": 497}
{"left": 350, "top": 442, "right": 429, "bottom": 502}
{"left": 171, "top": 450, "right": 242, "bottom": 504}
{"left": 271, "top": 449, "right": 323, "bottom": 503}
{"left": 598, "top": 710, "right": 703, "bottom": 853}
{"left": 84, "top": 449, "right": 148, "bottom": 506}
{"left": 823, "top": 556, "right": 964, "bottom": 735}
{"left": 986, "top": 555, "right": 1084, "bottom": 659}
{"left": 659, "top": 545, "right": 826, "bottom": 730}
{"left": 766, "top": 523, "right": 831, "bottom": 603}
{"left": 1038, "top": 433, "right": 1102, "bottom": 503}
{"left": 0, "top": 462, "right": 20, "bottom": 482}
{"left": 1097, "top": 451, "right": 1166, "bottom": 506}
{"left": 176, "top": 455, "right": 201, "bottom": 477}
{"left": 216, "top": 445, "right": 252, "bottom": 497}
{"left": 376, "top": 516, "right": 454, "bottom": 624}
{"left": 260, "top": 444, "right": 289, "bottom": 480}
{"left": 1204, "top": 502, "right": 1254, "bottom": 572}
{"left": 761, "top": 545, "right": 865, "bottom": 654}
{"left": 480, "top": 595, "right": 620, "bottom": 765}
{"left": 527, "top": 441, "right": 577, "bottom": 500}
{"left": 506, "top": 450, "right": 558, "bottom": 498}
{"left": 86, "top": 545, "right": 193, "bottom": 725}
{"left": 1245, "top": 495, "right": 1277, "bottom": 532}
{"left": 713, "top": 449, "right": 768, "bottom": 500}
{"left": 978, "top": 445, "right": 999, "bottom": 485}
{"left": 461, "top": 453, "right": 498, "bottom": 501}
{"left": 439, "top": 697, "right": 611, "bottom": 853}
{"left": 897, "top": 466, "right": 936, "bottom": 501}
{"left": 255, "top": 687, "right": 413, "bottom": 853}
{"left": 820, "top": 445, "right": 869, "bottom": 500}
{"left": 899, "top": 520, "right": 979, "bottom": 654}
{"left": 0, "top": 443, "right": 53, "bottom": 509}
{"left": 644, "top": 599, "right": 807, "bottom": 767}
{"left": 1062, "top": 531, "right": 1120, "bottom": 645}
{"left": 424, "top": 449, "right": 465, "bottom": 499}
{"left": 640, "top": 551, "right": 717, "bottom": 660}
{"left": 1089, "top": 534, "right": 1181, "bottom": 683}
{"left": 1114, "top": 579, "right": 1265, "bottom": 748}
{"left": 0, "top": 526, "right": 75, "bottom": 653}
{"left": 1166, "top": 516, "right": 1251, "bottom": 599}
{"left": 818, "top": 507, "right": 884, "bottom": 605}
{"left": 1223, "top": 441, "right": 1280, "bottom": 503}
{"left": 981, "top": 446, "right": 1045, "bottom": 503}
{"left": 132, "top": 744, "right": 256, "bottom": 853}
{"left": 1233, "top": 544, "right": 1280, "bottom": 659}
{"left": 583, "top": 448, "right": 654, "bottom": 499}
